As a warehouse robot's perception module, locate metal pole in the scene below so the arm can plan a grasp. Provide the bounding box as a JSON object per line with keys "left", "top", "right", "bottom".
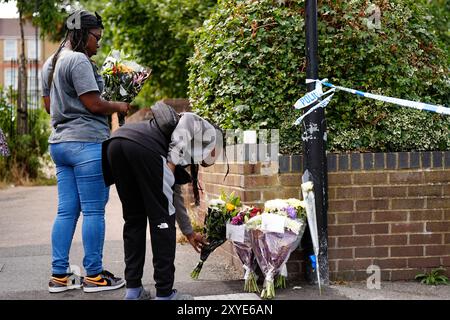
{"left": 303, "top": 0, "right": 329, "bottom": 285}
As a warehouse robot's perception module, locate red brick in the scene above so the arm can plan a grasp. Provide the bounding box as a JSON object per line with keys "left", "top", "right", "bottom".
{"left": 427, "top": 197, "right": 450, "bottom": 209}
{"left": 409, "top": 210, "right": 443, "bottom": 221}
{"left": 374, "top": 211, "right": 408, "bottom": 222}
{"left": 373, "top": 186, "right": 407, "bottom": 198}
{"left": 390, "top": 269, "right": 420, "bottom": 281}
{"left": 373, "top": 258, "right": 408, "bottom": 269}
{"left": 445, "top": 209, "right": 450, "bottom": 220}
{"left": 355, "top": 224, "right": 389, "bottom": 235}
{"left": 329, "top": 260, "right": 337, "bottom": 272}
{"left": 424, "top": 171, "right": 450, "bottom": 183}
{"left": 328, "top": 225, "right": 354, "bottom": 236}
{"left": 328, "top": 173, "right": 352, "bottom": 186}
{"left": 278, "top": 174, "right": 300, "bottom": 187}
{"left": 389, "top": 172, "right": 424, "bottom": 184}
{"left": 261, "top": 189, "right": 283, "bottom": 201}
{"left": 391, "top": 222, "right": 424, "bottom": 233}
{"left": 426, "top": 222, "right": 450, "bottom": 232}
{"left": 409, "top": 234, "right": 443, "bottom": 245}
{"left": 391, "top": 198, "right": 425, "bottom": 210}
{"left": 338, "top": 259, "right": 372, "bottom": 271}
{"left": 336, "top": 212, "right": 372, "bottom": 224}
{"left": 335, "top": 187, "right": 371, "bottom": 199}
{"left": 328, "top": 187, "right": 337, "bottom": 200}
{"left": 353, "top": 172, "right": 388, "bottom": 185}
{"left": 282, "top": 187, "right": 301, "bottom": 199}
{"left": 328, "top": 248, "right": 354, "bottom": 259}
{"left": 245, "top": 175, "right": 279, "bottom": 188}
{"left": 356, "top": 200, "right": 389, "bottom": 211}
{"left": 445, "top": 234, "right": 450, "bottom": 244}
{"left": 408, "top": 185, "right": 442, "bottom": 197}
{"left": 374, "top": 235, "right": 407, "bottom": 246}
{"left": 328, "top": 237, "right": 337, "bottom": 248}
{"left": 328, "top": 200, "right": 354, "bottom": 213}
{"left": 390, "top": 246, "right": 424, "bottom": 257}
{"left": 442, "top": 256, "right": 450, "bottom": 267}
{"left": 425, "top": 245, "right": 450, "bottom": 256}
{"left": 408, "top": 257, "right": 441, "bottom": 268}
{"left": 328, "top": 214, "right": 337, "bottom": 225}
{"left": 337, "top": 236, "right": 372, "bottom": 247}
{"left": 355, "top": 247, "right": 389, "bottom": 258}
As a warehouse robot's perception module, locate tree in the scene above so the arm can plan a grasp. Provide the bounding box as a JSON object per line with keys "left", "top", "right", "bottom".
{"left": 0, "top": 0, "right": 78, "bottom": 135}
{"left": 96, "top": 0, "right": 218, "bottom": 104}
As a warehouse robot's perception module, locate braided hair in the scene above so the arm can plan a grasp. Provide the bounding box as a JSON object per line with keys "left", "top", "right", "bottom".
{"left": 48, "top": 10, "right": 104, "bottom": 87}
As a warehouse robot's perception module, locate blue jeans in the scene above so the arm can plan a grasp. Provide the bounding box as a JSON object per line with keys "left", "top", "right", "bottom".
{"left": 49, "top": 142, "right": 109, "bottom": 276}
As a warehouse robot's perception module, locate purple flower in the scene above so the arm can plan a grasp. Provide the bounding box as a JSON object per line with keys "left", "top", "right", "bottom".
{"left": 284, "top": 206, "right": 297, "bottom": 220}
{"left": 231, "top": 214, "right": 244, "bottom": 225}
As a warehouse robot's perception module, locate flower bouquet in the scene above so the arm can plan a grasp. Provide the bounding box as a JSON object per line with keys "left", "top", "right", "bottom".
{"left": 101, "top": 50, "right": 151, "bottom": 126}
{"left": 246, "top": 198, "right": 306, "bottom": 299}
{"left": 227, "top": 205, "right": 262, "bottom": 293}
{"left": 190, "top": 191, "right": 241, "bottom": 279}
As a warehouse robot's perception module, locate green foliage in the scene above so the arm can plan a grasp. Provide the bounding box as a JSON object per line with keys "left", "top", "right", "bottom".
{"left": 0, "top": 89, "right": 51, "bottom": 183}
{"left": 98, "top": 0, "right": 217, "bottom": 105}
{"left": 188, "top": 0, "right": 450, "bottom": 153}
{"left": 415, "top": 267, "right": 449, "bottom": 285}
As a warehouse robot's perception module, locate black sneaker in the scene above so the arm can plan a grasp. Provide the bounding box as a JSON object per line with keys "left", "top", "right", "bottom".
{"left": 82, "top": 270, "right": 125, "bottom": 293}
{"left": 48, "top": 273, "right": 83, "bottom": 293}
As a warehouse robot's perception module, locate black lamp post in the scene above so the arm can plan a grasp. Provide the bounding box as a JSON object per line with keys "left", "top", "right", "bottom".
{"left": 303, "top": 0, "right": 329, "bottom": 285}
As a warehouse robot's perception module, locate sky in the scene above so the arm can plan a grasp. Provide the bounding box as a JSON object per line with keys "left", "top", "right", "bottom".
{"left": 0, "top": 1, "right": 19, "bottom": 19}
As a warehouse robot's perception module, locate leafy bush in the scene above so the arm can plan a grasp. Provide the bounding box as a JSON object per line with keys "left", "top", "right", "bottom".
{"left": 99, "top": 0, "right": 218, "bottom": 104}
{"left": 188, "top": 0, "right": 450, "bottom": 154}
{"left": 415, "top": 267, "right": 449, "bottom": 285}
{"left": 0, "top": 89, "right": 51, "bottom": 183}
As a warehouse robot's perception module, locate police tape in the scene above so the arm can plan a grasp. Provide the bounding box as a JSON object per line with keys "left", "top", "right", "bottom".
{"left": 294, "top": 79, "right": 450, "bottom": 125}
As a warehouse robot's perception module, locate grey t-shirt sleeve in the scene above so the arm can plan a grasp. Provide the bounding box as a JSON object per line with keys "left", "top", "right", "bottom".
{"left": 41, "top": 57, "right": 52, "bottom": 97}
{"left": 174, "top": 184, "right": 193, "bottom": 235}
{"left": 71, "top": 59, "right": 100, "bottom": 96}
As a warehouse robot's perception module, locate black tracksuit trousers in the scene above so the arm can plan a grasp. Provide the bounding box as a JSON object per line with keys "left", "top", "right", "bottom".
{"left": 106, "top": 138, "right": 176, "bottom": 297}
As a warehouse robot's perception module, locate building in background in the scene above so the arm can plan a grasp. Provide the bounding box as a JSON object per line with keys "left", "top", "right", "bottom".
{"left": 0, "top": 18, "right": 59, "bottom": 108}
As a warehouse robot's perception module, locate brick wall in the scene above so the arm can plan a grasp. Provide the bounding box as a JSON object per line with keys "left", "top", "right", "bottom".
{"left": 192, "top": 148, "right": 450, "bottom": 281}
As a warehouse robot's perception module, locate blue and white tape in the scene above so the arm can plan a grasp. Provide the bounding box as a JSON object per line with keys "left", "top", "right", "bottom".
{"left": 294, "top": 79, "right": 450, "bottom": 125}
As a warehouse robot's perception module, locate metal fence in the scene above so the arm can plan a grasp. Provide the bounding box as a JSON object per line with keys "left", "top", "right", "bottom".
{"left": 1, "top": 58, "right": 42, "bottom": 138}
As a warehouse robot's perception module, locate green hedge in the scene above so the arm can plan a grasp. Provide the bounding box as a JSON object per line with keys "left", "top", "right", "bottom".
{"left": 188, "top": 0, "right": 450, "bottom": 154}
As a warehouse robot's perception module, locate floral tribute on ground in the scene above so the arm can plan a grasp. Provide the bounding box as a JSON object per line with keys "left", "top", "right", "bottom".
{"left": 246, "top": 198, "right": 307, "bottom": 299}
{"left": 190, "top": 192, "right": 241, "bottom": 279}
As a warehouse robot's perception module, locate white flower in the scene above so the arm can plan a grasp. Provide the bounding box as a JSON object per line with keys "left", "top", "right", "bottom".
{"left": 301, "top": 181, "right": 314, "bottom": 192}
{"left": 284, "top": 218, "right": 304, "bottom": 235}
{"left": 208, "top": 199, "right": 225, "bottom": 208}
{"left": 264, "top": 199, "right": 288, "bottom": 213}
{"left": 286, "top": 198, "right": 305, "bottom": 209}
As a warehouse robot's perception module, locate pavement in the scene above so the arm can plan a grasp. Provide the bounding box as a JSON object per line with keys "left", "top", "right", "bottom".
{"left": 0, "top": 185, "right": 449, "bottom": 301}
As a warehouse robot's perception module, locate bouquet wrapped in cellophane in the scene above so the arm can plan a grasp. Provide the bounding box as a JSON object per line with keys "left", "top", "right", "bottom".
{"left": 246, "top": 198, "right": 307, "bottom": 299}
{"left": 101, "top": 50, "right": 151, "bottom": 126}
{"left": 227, "top": 205, "right": 262, "bottom": 293}
{"left": 190, "top": 192, "right": 241, "bottom": 279}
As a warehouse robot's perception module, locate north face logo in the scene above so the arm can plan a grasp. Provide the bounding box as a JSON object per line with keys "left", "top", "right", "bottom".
{"left": 157, "top": 223, "right": 169, "bottom": 229}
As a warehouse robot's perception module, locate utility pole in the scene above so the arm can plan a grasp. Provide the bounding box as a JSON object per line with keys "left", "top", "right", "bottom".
{"left": 303, "top": 0, "right": 329, "bottom": 285}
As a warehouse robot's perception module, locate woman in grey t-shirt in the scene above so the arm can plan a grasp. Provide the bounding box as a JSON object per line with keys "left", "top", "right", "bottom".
{"left": 41, "top": 10, "right": 128, "bottom": 294}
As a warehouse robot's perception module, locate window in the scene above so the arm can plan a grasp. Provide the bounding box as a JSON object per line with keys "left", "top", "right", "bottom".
{"left": 27, "top": 39, "right": 41, "bottom": 60}
{"left": 4, "top": 68, "right": 18, "bottom": 90}
{"left": 27, "top": 67, "right": 41, "bottom": 91}
{"left": 3, "top": 39, "right": 18, "bottom": 61}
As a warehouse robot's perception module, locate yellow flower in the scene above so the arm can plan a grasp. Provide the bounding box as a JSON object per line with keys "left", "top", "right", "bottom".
{"left": 226, "top": 203, "right": 235, "bottom": 212}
